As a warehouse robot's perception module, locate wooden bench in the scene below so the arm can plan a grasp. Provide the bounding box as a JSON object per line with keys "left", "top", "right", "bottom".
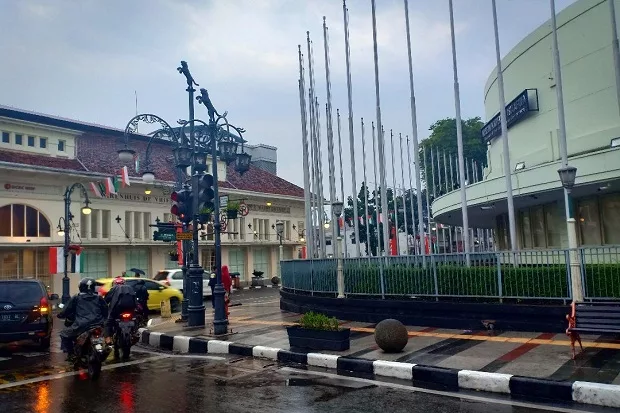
{"left": 566, "top": 301, "right": 620, "bottom": 359}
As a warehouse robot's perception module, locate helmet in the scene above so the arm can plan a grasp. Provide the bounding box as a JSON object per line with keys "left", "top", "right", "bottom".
{"left": 113, "top": 276, "right": 126, "bottom": 285}
{"left": 79, "top": 278, "right": 96, "bottom": 294}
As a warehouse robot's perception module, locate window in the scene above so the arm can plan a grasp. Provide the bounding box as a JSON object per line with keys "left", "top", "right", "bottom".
{"left": 601, "top": 193, "right": 620, "bottom": 245}
{"left": 27, "top": 136, "right": 35, "bottom": 147}
{"left": 58, "top": 140, "right": 65, "bottom": 152}
{"left": 228, "top": 248, "right": 246, "bottom": 279}
{"left": 15, "top": 134, "right": 22, "bottom": 145}
{"left": 81, "top": 249, "right": 109, "bottom": 279}
{"left": 1, "top": 132, "right": 9, "bottom": 143}
{"left": 531, "top": 206, "right": 545, "bottom": 248}
{"left": 578, "top": 198, "right": 602, "bottom": 245}
{"left": 133, "top": 212, "right": 142, "bottom": 239}
{"left": 101, "top": 210, "right": 110, "bottom": 239}
{"left": 544, "top": 202, "right": 563, "bottom": 247}
{"left": 0, "top": 204, "right": 50, "bottom": 237}
{"left": 125, "top": 248, "right": 148, "bottom": 274}
{"left": 143, "top": 212, "right": 151, "bottom": 240}
{"left": 239, "top": 217, "right": 245, "bottom": 240}
{"left": 81, "top": 211, "right": 90, "bottom": 239}
{"left": 252, "top": 248, "right": 270, "bottom": 276}
{"left": 125, "top": 211, "right": 133, "bottom": 239}
{"left": 520, "top": 210, "right": 532, "bottom": 249}
{"left": 91, "top": 209, "right": 99, "bottom": 239}
{"left": 144, "top": 280, "right": 162, "bottom": 291}
{"left": 201, "top": 248, "right": 215, "bottom": 271}
{"left": 39, "top": 137, "right": 47, "bottom": 149}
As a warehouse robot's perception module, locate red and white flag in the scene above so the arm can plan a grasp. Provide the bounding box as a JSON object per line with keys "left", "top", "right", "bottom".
{"left": 49, "top": 247, "right": 82, "bottom": 274}
{"left": 105, "top": 177, "right": 117, "bottom": 196}
{"left": 89, "top": 182, "right": 103, "bottom": 198}
{"left": 120, "top": 166, "right": 130, "bottom": 187}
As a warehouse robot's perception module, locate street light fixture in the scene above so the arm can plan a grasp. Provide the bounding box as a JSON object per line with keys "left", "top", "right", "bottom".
{"left": 117, "top": 147, "right": 136, "bottom": 163}
{"left": 142, "top": 171, "right": 155, "bottom": 184}
{"left": 275, "top": 220, "right": 284, "bottom": 282}
{"left": 558, "top": 165, "right": 577, "bottom": 192}
{"left": 61, "top": 183, "right": 92, "bottom": 304}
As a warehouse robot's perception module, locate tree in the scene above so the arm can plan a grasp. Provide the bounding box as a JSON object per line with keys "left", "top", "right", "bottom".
{"left": 419, "top": 117, "right": 486, "bottom": 198}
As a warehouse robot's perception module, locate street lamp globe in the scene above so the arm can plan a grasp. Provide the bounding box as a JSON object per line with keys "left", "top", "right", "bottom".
{"left": 324, "top": 222, "right": 330, "bottom": 229}
{"left": 275, "top": 220, "right": 284, "bottom": 236}
{"left": 558, "top": 165, "right": 577, "bottom": 192}
{"left": 81, "top": 203, "right": 92, "bottom": 215}
{"left": 218, "top": 140, "right": 238, "bottom": 164}
{"left": 235, "top": 152, "right": 252, "bottom": 175}
{"left": 57, "top": 227, "right": 65, "bottom": 237}
{"left": 332, "top": 200, "right": 344, "bottom": 217}
{"left": 193, "top": 149, "right": 209, "bottom": 173}
{"left": 118, "top": 147, "right": 136, "bottom": 163}
{"left": 142, "top": 171, "right": 155, "bottom": 184}
{"left": 173, "top": 146, "right": 193, "bottom": 169}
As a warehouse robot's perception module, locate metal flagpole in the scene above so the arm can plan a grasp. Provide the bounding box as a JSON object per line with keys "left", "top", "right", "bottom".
{"left": 390, "top": 130, "right": 399, "bottom": 254}
{"left": 609, "top": 0, "right": 620, "bottom": 117}
{"left": 336, "top": 110, "right": 348, "bottom": 257}
{"left": 470, "top": 158, "right": 476, "bottom": 184}
{"left": 323, "top": 17, "right": 338, "bottom": 259}
{"left": 406, "top": 136, "right": 417, "bottom": 254}
{"left": 399, "top": 133, "right": 409, "bottom": 255}
{"left": 372, "top": 122, "right": 381, "bottom": 255}
{"left": 314, "top": 96, "right": 327, "bottom": 256}
{"left": 423, "top": 145, "right": 432, "bottom": 254}
{"left": 436, "top": 147, "right": 443, "bottom": 196}
{"left": 403, "top": 0, "right": 426, "bottom": 257}
{"left": 443, "top": 151, "right": 449, "bottom": 193}
{"left": 361, "top": 118, "right": 371, "bottom": 257}
{"left": 448, "top": 153, "right": 454, "bottom": 253}
{"left": 430, "top": 146, "right": 437, "bottom": 253}
{"left": 442, "top": 151, "right": 448, "bottom": 253}
{"left": 448, "top": 0, "right": 470, "bottom": 257}
{"left": 342, "top": 0, "right": 362, "bottom": 256}
{"left": 370, "top": 0, "right": 390, "bottom": 256}
{"left": 297, "top": 46, "right": 313, "bottom": 258}
{"left": 307, "top": 33, "right": 319, "bottom": 257}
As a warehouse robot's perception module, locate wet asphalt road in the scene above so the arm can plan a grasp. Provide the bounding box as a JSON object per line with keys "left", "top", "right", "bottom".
{"left": 0, "top": 289, "right": 611, "bottom": 412}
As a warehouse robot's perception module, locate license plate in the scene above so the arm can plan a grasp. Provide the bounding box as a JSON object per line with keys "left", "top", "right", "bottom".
{"left": 0, "top": 314, "right": 21, "bottom": 322}
{"left": 92, "top": 337, "right": 104, "bottom": 345}
{"left": 119, "top": 321, "right": 135, "bottom": 328}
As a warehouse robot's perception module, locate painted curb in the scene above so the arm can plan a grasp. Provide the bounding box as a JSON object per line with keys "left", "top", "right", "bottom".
{"left": 138, "top": 329, "right": 619, "bottom": 408}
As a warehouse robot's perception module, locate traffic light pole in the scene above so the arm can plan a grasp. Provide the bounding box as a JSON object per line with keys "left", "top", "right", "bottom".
{"left": 210, "top": 119, "right": 228, "bottom": 336}
{"left": 181, "top": 224, "right": 189, "bottom": 322}
{"left": 185, "top": 68, "right": 206, "bottom": 328}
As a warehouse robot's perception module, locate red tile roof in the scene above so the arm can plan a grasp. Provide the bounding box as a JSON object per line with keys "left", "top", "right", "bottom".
{"left": 77, "top": 133, "right": 304, "bottom": 198}
{"left": 0, "top": 149, "right": 87, "bottom": 171}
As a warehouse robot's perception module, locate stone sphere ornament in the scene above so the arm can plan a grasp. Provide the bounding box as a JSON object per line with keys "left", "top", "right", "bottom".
{"left": 374, "top": 318, "right": 409, "bottom": 353}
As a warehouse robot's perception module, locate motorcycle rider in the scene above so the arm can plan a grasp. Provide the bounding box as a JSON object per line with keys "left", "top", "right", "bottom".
{"left": 132, "top": 274, "right": 149, "bottom": 322}
{"left": 104, "top": 276, "right": 137, "bottom": 344}
{"left": 57, "top": 278, "right": 108, "bottom": 360}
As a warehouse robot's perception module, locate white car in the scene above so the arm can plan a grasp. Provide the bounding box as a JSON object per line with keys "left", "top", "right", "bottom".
{"left": 153, "top": 269, "right": 212, "bottom": 297}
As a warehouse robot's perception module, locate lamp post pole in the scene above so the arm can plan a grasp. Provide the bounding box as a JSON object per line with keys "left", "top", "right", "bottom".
{"left": 276, "top": 220, "right": 284, "bottom": 281}
{"left": 60, "top": 183, "right": 91, "bottom": 304}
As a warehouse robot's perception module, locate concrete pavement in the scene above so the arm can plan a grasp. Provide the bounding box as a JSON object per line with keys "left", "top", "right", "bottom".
{"left": 142, "top": 288, "right": 620, "bottom": 408}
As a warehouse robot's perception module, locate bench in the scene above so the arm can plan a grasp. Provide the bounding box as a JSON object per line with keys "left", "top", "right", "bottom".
{"left": 566, "top": 301, "right": 620, "bottom": 359}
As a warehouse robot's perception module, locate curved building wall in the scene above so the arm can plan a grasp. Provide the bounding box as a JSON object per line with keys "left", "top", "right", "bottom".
{"left": 432, "top": 0, "right": 620, "bottom": 249}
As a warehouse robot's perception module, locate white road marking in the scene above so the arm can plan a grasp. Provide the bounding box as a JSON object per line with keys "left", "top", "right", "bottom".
{"left": 279, "top": 367, "right": 588, "bottom": 413}
{"left": 0, "top": 358, "right": 10, "bottom": 362}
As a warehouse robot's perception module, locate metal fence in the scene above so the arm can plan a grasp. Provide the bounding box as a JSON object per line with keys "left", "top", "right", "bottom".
{"left": 281, "top": 246, "right": 620, "bottom": 301}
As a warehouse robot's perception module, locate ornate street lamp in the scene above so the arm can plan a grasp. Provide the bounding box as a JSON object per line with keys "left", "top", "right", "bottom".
{"left": 332, "top": 200, "right": 345, "bottom": 298}
{"left": 218, "top": 140, "right": 238, "bottom": 164}
{"left": 118, "top": 147, "right": 136, "bottom": 163}
{"left": 142, "top": 171, "right": 155, "bottom": 184}
{"left": 558, "top": 165, "right": 577, "bottom": 192}
{"left": 173, "top": 145, "right": 193, "bottom": 169}
{"left": 193, "top": 148, "right": 209, "bottom": 173}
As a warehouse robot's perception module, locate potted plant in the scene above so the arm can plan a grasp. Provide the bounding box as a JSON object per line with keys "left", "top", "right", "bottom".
{"left": 226, "top": 201, "right": 240, "bottom": 219}
{"left": 168, "top": 250, "right": 179, "bottom": 262}
{"left": 198, "top": 207, "right": 212, "bottom": 224}
{"left": 286, "top": 311, "right": 350, "bottom": 351}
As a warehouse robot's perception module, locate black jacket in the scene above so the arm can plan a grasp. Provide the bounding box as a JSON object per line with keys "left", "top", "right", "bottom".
{"left": 105, "top": 284, "right": 136, "bottom": 314}
{"left": 58, "top": 292, "right": 108, "bottom": 339}
{"left": 133, "top": 280, "right": 149, "bottom": 304}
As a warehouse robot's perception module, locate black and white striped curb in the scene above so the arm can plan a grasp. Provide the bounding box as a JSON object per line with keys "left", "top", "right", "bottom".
{"left": 138, "top": 329, "right": 620, "bottom": 409}
{"left": 233, "top": 285, "right": 279, "bottom": 291}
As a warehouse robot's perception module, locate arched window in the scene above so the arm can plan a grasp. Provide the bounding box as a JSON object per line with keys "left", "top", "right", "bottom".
{"left": 0, "top": 204, "right": 51, "bottom": 237}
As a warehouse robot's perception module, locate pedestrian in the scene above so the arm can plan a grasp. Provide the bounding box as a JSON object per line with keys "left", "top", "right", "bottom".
{"left": 221, "top": 265, "right": 232, "bottom": 316}
{"left": 208, "top": 265, "right": 217, "bottom": 308}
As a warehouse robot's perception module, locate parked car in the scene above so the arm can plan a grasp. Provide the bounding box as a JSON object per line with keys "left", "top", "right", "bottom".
{"left": 0, "top": 279, "right": 58, "bottom": 350}
{"left": 95, "top": 277, "right": 183, "bottom": 312}
{"left": 153, "top": 269, "right": 212, "bottom": 297}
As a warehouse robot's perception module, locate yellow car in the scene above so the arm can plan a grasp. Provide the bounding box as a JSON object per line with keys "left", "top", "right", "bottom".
{"left": 95, "top": 277, "right": 183, "bottom": 312}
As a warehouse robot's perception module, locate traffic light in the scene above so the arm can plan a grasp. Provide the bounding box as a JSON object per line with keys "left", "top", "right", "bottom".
{"left": 198, "top": 173, "right": 215, "bottom": 213}
{"left": 171, "top": 189, "right": 192, "bottom": 223}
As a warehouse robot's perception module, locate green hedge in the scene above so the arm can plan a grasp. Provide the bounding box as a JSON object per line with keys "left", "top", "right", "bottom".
{"left": 340, "top": 263, "right": 620, "bottom": 299}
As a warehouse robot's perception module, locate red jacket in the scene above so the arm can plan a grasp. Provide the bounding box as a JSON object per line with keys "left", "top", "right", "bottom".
{"left": 221, "top": 265, "right": 232, "bottom": 293}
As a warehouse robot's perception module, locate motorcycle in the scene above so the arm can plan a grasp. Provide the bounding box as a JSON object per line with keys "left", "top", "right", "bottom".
{"left": 113, "top": 311, "right": 139, "bottom": 360}
{"left": 58, "top": 303, "right": 111, "bottom": 380}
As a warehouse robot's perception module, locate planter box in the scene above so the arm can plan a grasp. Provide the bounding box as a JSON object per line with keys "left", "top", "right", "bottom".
{"left": 251, "top": 278, "right": 265, "bottom": 287}
{"left": 227, "top": 210, "right": 238, "bottom": 219}
{"left": 286, "top": 325, "right": 350, "bottom": 351}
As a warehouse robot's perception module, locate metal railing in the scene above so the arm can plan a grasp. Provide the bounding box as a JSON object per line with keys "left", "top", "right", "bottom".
{"left": 281, "top": 246, "right": 620, "bottom": 301}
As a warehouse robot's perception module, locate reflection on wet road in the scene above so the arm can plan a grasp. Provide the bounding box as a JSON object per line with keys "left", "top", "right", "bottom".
{"left": 0, "top": 347, "right": 605, "bottom": 413}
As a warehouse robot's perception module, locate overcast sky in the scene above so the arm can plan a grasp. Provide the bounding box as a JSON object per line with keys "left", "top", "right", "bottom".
{"left": 0, "top": 0, "right": 577, "bottom": 195}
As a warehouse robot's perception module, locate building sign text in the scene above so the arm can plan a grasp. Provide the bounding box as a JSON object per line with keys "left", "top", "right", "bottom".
{"left": 481, "top": 89, "right": 539, "bottom": 143}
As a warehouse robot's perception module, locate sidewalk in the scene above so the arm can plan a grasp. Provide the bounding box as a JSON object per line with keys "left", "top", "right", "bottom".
{"left": 143, "top": 296, "right": 620, "bottom": 408}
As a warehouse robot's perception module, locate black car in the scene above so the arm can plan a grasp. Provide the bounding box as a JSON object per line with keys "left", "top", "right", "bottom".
{"left": 0, "top": 279, "right": 58, "bottom": 350}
